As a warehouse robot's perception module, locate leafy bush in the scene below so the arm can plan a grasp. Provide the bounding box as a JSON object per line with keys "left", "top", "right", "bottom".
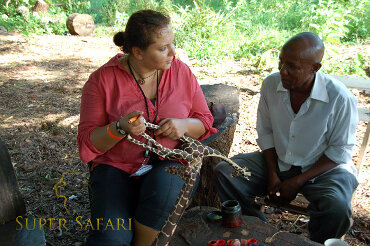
{"left": 322, "top": 46, "right": 367, "bottom": 76}
{"left": 0, "top": 0, "right": 368, "bottom": 75}
{"left": 344, "top": 0, "right": 369, "bottom": 42}
{"left": 60, "top": 0, "right": 91, "bottom": 13}
{"left": 171, "top": 2, "right": 244, "bottom": 63}
{"left": 78, "top": 0, "right": 370, "bottom": 72}
{"left": 0, "top": 3, "right": 68, "bottom": 36}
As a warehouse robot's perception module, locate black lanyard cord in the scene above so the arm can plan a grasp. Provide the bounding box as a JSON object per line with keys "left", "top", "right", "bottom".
{"left": 127, "top": 59, "right": 159, "bottom": 138}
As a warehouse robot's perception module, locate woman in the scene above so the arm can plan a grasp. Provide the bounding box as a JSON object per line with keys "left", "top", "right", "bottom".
{"left": 78, "top": 10, "right": 217, "bottom": 246}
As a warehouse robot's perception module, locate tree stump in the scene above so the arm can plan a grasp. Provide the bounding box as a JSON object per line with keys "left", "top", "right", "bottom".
{"left": 0, "top": 139, "right": 46, "bottom": 246}
{"left": 190, "top": 84, "right": 240, "bottom": 208}
{"left": 66, "top": 13, "right": 95, "bottom": 36}
{"left": 0, "top": 139, "right": 26, "bottom": 225}
{"left": 32, "top": 0, "right": 49, "bottom": 13}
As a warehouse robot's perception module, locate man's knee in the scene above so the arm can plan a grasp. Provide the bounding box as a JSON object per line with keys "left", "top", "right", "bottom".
{"left": 309, "top": 196, "right": 352, "bottom": 243}
{"left": 214, "top": 162, "right": 232, "bottom": 177}
{"left": 324, "top": 196, "right": 352, "bottom": 218}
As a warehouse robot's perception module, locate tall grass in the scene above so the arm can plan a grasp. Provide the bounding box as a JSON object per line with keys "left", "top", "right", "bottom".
{"left": 91, "top": 0, "right": 369, "bottom": 71}
{"left": 1, "top": 0, "right": 368, "bottom": 74}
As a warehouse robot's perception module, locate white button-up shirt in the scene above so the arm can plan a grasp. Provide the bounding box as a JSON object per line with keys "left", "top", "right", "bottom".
{"left": 256, "top": 71, "right": 358, "bottom": 176}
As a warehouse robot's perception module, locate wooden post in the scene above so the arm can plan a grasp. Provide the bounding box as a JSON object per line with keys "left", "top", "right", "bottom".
{"left": 356, "top": 108, "right": 370, "bottom": 178}
{"left": 190, "top": 84, "right": 240, "bottom": 208}
{"left": 0, "top": 139, "right": 26, "bottom": 225}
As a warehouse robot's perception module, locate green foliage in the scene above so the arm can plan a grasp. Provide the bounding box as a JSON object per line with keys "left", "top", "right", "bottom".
{"left": 344, "top": 0, "right": 370, "bottom": 42}
{"left": 0, "top": 2, "right": 68, "bottom": 36}
{"left": 0, "top": 0, "right": 368, "bottom": 75}
{"left": 321, "top": 46, "right": 367, "bottom": 76}
{"left": 300, "top": 0, "right": 350, "bottom": 44}
{"left": 234, "top": 0, "right": 307, "bottom": 32}
{"left": 55, "top": 0, "right": 91, "bottom": 13}
{"left": 171, "top": 2, "right": 243, "bottom": 63}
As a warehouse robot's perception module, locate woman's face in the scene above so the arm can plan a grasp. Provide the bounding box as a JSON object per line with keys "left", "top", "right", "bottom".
{"left": 140, "top": 25, "right": 176, "bottom": 71}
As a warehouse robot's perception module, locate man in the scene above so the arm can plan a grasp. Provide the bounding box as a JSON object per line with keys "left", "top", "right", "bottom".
{"left": 214, "top": 32, "right": 359, "bottom": 243}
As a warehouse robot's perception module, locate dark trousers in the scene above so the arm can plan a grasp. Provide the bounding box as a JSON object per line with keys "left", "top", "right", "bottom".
{"left": 213, "top": 152, "right": 358, "bottom": 244}
{"left": 86, "top": 159, "right": 199, "bottom": 246}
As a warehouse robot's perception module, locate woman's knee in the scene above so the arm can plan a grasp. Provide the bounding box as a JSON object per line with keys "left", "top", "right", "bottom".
{"left": 86, "top": 227, "right": 133, "bottom": 246}
{"left": 137, "top": 161, "right": 195, "bottom": 230}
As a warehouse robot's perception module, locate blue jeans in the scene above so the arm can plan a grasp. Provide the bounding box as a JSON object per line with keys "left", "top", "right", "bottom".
{"left": 86, "top": 158, "right": 199, "bottom": 246}
{"left": 213, "top": 151, "right": 358, "bottom": 244}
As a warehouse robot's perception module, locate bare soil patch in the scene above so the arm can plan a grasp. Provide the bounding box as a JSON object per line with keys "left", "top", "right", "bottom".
{"left": 0, "top": 33, "right": 368, "bottom": 245}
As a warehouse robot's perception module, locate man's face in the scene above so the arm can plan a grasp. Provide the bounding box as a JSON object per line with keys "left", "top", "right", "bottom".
{"left": 278, "top": 47, "right": 316, "bottom": 92}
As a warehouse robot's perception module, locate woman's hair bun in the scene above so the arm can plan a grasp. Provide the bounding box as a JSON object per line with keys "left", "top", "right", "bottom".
{"left": 113, "top": 31, "right": 126, "bottom": 47}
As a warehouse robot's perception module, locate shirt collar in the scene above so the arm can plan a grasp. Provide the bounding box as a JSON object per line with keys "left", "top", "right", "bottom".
{"left": 277, "top": 80, "right": 287, "bottom": 92}
{"left": 276, "top": 71, "right": 329, "bottom": 103}
{"left": 310, "top": 71, "right": 329, "bottom": 103}
{"left": 103, "top": 53, "right": 125, "bottom": 68}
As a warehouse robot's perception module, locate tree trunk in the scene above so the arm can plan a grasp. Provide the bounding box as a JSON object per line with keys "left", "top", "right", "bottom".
{"left": 190, "top": 84, "right": 240, "bottom": 208}
{"left": 66, "top": 13, "right": 95, "bottom": 36}
{"left": 0, "top": 139, "right": 26, "bottom": 225}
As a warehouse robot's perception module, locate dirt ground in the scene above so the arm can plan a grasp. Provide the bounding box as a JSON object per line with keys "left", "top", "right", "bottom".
{"left": 0, "top": 33, "right": 369, "bottom": 246}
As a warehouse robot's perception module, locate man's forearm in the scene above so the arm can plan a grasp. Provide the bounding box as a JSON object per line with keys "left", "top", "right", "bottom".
{"left": 296, "top": 154, "right": 338, "bottom": 185}
{"left": 263, "top": 148, "right": 279, "bottom": 175}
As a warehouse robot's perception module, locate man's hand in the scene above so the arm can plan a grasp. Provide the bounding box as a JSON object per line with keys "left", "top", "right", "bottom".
{"left": 278, "top": 176, "right": 305, "bottom": 204}
{"left": 267, "top": 172, "right": 281, "bottom": 195}
{"left": 267, "top": 172, "right": 281, "bottom": 203}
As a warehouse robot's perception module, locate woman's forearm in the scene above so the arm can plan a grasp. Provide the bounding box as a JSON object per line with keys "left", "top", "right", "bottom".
{"left": 89, "top": 121, "right": 124, "bottom": 152}
{"left": 183, "top": 118, "right": 206, "bottom": 139}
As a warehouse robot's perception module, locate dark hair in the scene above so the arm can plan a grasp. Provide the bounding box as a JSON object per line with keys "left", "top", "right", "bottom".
{"left": 113, "top": 10, "right": 170, "bottom": 54}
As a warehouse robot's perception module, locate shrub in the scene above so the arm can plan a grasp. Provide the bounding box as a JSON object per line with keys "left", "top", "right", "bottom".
{"left": 0, "top": 0, "right": 368, "bottom": 75}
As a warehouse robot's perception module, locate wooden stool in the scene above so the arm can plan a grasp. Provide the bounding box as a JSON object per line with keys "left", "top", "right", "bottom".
{"left": 356, "top": 107, "right": 370, "bottom": 179}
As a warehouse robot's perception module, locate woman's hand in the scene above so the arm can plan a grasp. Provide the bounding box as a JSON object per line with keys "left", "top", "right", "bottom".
{"left": 155, "top": 118, "right": 187, "bottom": 140}
{"left": 119, "top": 111, "right": 146, "bottom": 136}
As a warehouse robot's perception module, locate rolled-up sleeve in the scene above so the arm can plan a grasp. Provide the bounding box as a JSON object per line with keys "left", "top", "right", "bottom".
{"left": 188, "top": 74, "right": 218, "bottom": 140}
{"left": 256, "top": 81, "right": 275, "bottom": 150}
{"left": 325, "top": 95, "right": 358, "bottom": 164}
{"left": 77, "top": 71, "right": 107, "bottom": 164}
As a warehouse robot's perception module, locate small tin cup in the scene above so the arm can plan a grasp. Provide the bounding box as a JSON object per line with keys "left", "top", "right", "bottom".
{"left": 221, "top": 200, "right": 243, "bottom": 228}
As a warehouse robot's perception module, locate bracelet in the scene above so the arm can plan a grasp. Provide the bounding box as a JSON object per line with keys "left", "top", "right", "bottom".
{"left": 116, "top": 120, "right": 128, "bottom": 136}
{"left": 107, "top": 124, "right": 123, "bottom": 140}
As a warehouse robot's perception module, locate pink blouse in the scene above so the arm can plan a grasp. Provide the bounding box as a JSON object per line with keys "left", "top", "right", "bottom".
{"left": 78, "top": 54, "right": 217, "bottom": 174}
